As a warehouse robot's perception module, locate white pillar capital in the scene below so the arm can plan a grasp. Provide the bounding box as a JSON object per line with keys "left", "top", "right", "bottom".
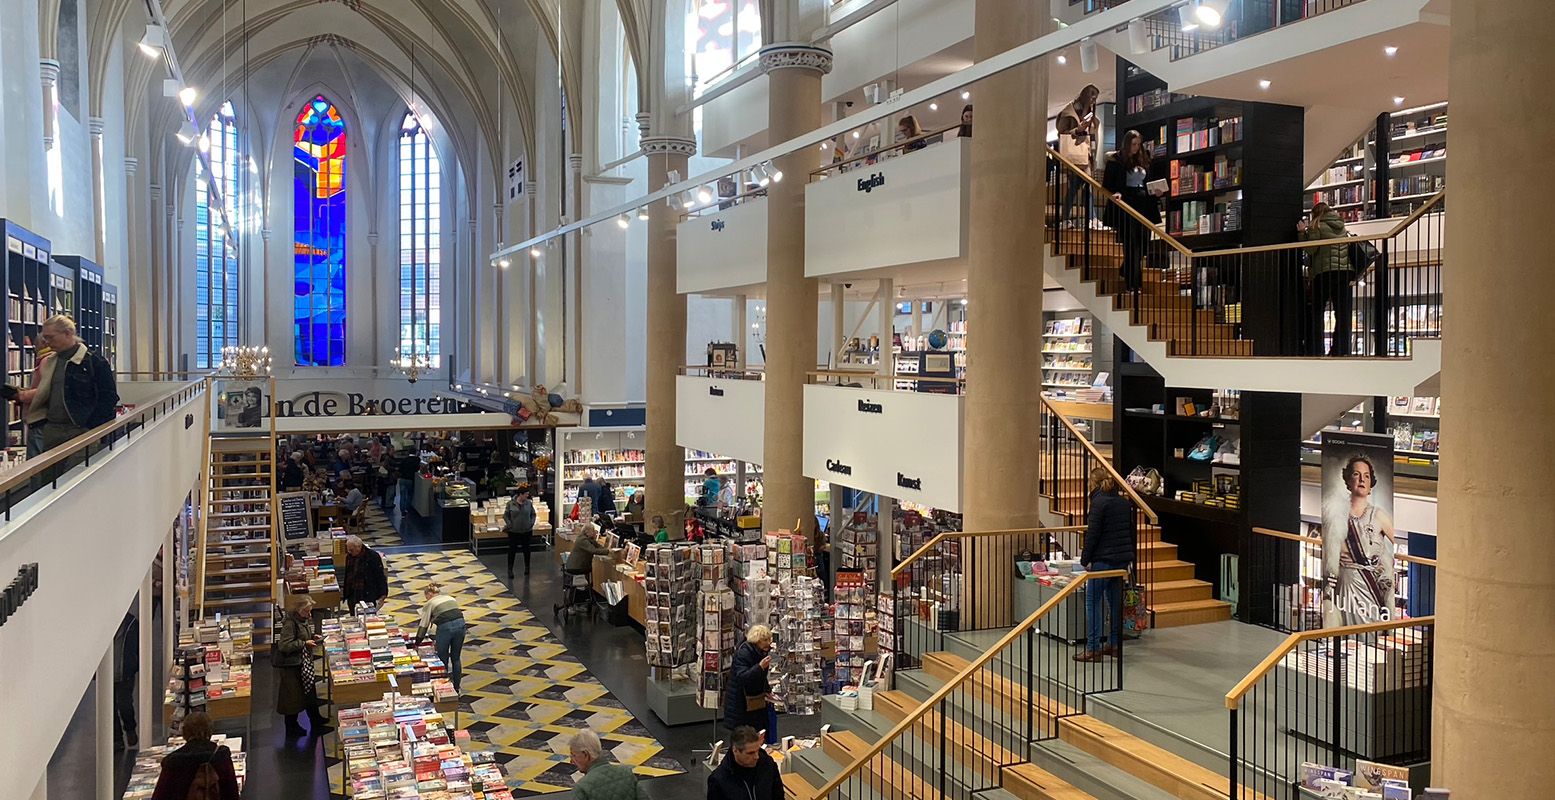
{"left": 124, "top": 157, "right": 139, "bottom": 176}
{"left": 567, "top": 153, "right": 584, "bottom": 171}
{"left": 87, "top": 116, "right": 105, "bottom": 137}
{"left": 635, "top": 112, "right": 652, "bottom": 140}
{"left": 366, "top": 232, "right": 379, "bottom": 247}
{"left": 260, "top": 228, "right": 272, "bottom": 242}
{"left": 38, "top": 59, "right": 60, "bottom": 87}
{"left": 758, "top": 43, "right": 833, "bottom": 76}
{"left": 640, "top": 136, "right": 698, "bottom": 158}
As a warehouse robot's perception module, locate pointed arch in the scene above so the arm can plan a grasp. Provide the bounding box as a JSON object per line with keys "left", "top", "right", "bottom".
{"left": 293, "top": 94, "right": 349, "bottom": 366}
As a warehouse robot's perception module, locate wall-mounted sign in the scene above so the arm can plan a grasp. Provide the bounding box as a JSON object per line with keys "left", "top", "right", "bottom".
{"left": 826, "top": 459, "right": 854, "bottom": 476}
{"left": 857, "top": 399, "right": 883, "bottom": 414}
{"left": 0, "top": 563, "right": 40, "bottom": 628}
{"left": 896, "top": 473, "right": 922, "bottom": 491}
{"left": 275, "top": 391, "right": 478, "bottom": 418}
{"left": 709, "top": 386, "right": 725, "bottom": 397}
{"left": 856, "top": 173, "right": 886, "bottom": 193}
{"left": 803, "top": 384, "right": 963, "bottom": 511}
{"left": 711, "top": 219, "right": 726, "bottom": 232}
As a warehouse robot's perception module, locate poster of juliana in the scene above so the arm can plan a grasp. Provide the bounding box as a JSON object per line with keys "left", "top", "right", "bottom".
{"left": 1321, "top": 431, "right": 1397, "bottom": 626}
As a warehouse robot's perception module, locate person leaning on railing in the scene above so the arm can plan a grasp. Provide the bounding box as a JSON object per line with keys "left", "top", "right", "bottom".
{"left": 0, "top": 314, "right": 119, "bottom": 455}
{"left": 1075, "top": 468, "right": 1137, "bottom": 663}
{"left": 1299, "top": 202, "right": 1355, "bottom": 356}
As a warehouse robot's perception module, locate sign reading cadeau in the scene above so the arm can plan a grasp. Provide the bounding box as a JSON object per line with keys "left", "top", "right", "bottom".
{"left": 275, "top": 391, "right": 478, "bottom": 418}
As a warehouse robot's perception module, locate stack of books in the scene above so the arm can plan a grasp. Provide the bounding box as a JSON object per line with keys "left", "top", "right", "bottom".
{"left": 123, "top": 735, "right": 247, "bottom": 799}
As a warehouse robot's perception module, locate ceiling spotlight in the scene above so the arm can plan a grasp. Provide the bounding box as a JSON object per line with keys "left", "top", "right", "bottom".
{"left": 681, "top": 191, "right": 697, "bottom": 209}
{"left": 852, "top": 130, "right": 861, "bottom": 139}
{"left": 1128, "top": 17, "right": 1150, "bottom": 55}
{"left": 961, "top": 91, "right": 971, "bottom": 101}
{"left": 696, "top": 186, "right": 713, "bottom": 204}
{"left": 1178, "top": 4, "right": 1200, "bottom": 31}
{"left": 197, "top": 134, "right": 210, "bottom": 153}
{"left": 178, "top": 86, "right": 198, "bottom": 107}
{"left": 767, "top": 162, "right": 783, "bottom": 183}
{"left": 530, "top": 247, "right": 542, "bottom": 258}
{"left": 617, "top": 213, "right": 630, "bottom": 230}
{"left": 497, "top": 258, "right": 511, "bottom": 268}
{"left": 1056, "top": 54, "right": 1068, "bottom": 65}
{"left": 1393, "top": 96, "right": 1406, "bottom": 106}
{"left": 1195, "top": 0, "right": 1228, "bottom": 27}
{"left": 1384, "top": 46, "right": 1398, "bottom": 57}
{"left": 176, "top": 119, "right": 198, "bottom": 144}
{"left": 636, "top": 206, "right": 650, "bottom": 221}
{"left": 929, "top": 102, "right": 938, "bottom": 111}
{"left": 1258, "top": 79, "right": 1272, "bottom": 90}
{"left": 137, "top": 23, "right": 166, "bottom": 59}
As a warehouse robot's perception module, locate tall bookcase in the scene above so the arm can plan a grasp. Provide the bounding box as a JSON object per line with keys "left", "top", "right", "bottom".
{"left": 1306, "top": 102, "right": 1447, "bottom": 222}
{"left": 55, "top": 256, "right": 105, "bottom": 354}
{"left": 3, "top": 220, "right": 53, "bottom": 449}
{"left": 103, "top": 284, "right": 119, "bottom": 368}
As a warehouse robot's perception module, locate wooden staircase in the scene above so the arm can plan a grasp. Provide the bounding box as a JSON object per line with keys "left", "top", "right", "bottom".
{"left": 198, "top": 438, "right": 278, "bottom": 644}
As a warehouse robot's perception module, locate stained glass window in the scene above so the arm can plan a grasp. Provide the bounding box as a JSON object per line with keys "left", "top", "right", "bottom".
{"left": 293, "top": 95, "right": 347, "bottom": 366}
{"left": 687, "top": 0, "right": 761, "bottom": 88}
{"left": 195, "top": 101, "right": 240, "bottom": 369}
{"left": 398, "top": 112, "right": 441, "bottom": 367}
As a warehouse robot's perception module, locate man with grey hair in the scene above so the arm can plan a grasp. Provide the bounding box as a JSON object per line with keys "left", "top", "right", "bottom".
{"left": 340, "top": 534, "right": 388, "bottom": 612}
{"left": 568, "top": 729, "right": 641, "bottom": 800}
{"left": 1, "top": 314, "right": 118, "bottom": 454}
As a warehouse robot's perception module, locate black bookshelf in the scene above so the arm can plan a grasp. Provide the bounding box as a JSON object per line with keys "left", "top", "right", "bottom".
{"left": 1113, "top": 357, "right": 1300, "bottom": 624}
{"left": 54, "top": 256, "right": 105, "bottom": 354}
{"left": 2, "top": 220, "right": 53, "bottom": 449}
{"left": 103, "top": 283, "right": 119, "bottom": 368}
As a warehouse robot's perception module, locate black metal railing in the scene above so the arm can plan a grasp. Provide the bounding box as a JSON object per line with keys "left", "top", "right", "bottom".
{"left": 1249, "top": 527, "right": 1438, "bottom": 634}
{"left": 0, "top": 379, "right": 206, "bottom": 520}
{"left": 1226, "top": 617, "right": 1434, "bottom": 800}
{"left": 1135, "top": 0, "right": 1371, "bottom": 62}
{"left": 1045, "top": 150, "right": 1445, "bottom": 359}
{"left": 819, "top": 570, "right": 1128, "bottom": 800}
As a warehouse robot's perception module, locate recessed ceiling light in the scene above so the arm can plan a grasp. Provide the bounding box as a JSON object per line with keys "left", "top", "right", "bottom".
{"left": 1393, "top": 96, "right": 1405, "bottom": 106}
{"left": 1384, "top": 46, "right": 1398, "bottom": 57}
{"left": 1057, "top": 55, "right": 1068, "bottom": 65}
{"left": 929, "top": 102, "right": 938, "bottom": 111}
{"left": 1258, "top": 79, "right": 1271, "bottom": 90}
{"left": 961, "top": 91, "right": 971, "bottom": 101}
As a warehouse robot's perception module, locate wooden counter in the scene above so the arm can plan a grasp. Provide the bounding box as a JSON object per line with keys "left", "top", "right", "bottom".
{"left": 163, "top": 693, "right": 251, "bottom": 725}
{"left": 1047, "top": 399, "right": 1113, "bottom": 422}
{"left": 591, "top": 553, "right": 647, "bottom": 627}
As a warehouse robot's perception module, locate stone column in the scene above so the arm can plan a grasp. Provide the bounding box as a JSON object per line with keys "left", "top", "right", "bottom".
{"left": 95, "top": 647, "right": 113, "bottom": 800}
{"left": 759, "top": 44, "right": 831, "bottom": 539}
{"left": 125, "top": 157, "right": 143, "bottom": 373}
{"left": 148, "top": 184, "right": 164, "bottom": 376}
{"left": 88, "top": 117, "right": 107, "bottom": 262}
{"left": 567, "top": 153, "right": 585, "bottom": 395}
{"left": 367, "top": 232, "right": 380, "bottom": 367}
{"left": 962, "top": 0, "right": 1048, "bottom": 627}
{"left": 39, "top": 60, "right": 60, "bottom": 151}
{"left": 1434, "top": 0, "right": 1555, "bottom": 794}
{"left": 641, "top": 132, "right": 695, "bottom": 525}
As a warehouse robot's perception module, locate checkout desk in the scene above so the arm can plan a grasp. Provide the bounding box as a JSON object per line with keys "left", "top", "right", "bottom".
{"left": 554, "top": 534, "right": 647, "bottom": 626}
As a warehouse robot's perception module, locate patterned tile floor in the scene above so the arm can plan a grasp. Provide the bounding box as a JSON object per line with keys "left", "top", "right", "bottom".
{"left": 326, "top": 548, "right": 683, "bottom": 796}
{"left": 357, "top": 503, "right": 406, "bottom": 549}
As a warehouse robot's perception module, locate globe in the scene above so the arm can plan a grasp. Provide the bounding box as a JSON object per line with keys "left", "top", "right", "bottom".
{"left": 927, "top": 329, "right": 949, "bottom": 350}
{"left": 548, "top": 392, "right": 564, "bottom": 408}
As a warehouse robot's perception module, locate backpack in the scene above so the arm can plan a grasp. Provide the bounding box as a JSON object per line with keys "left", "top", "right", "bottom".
{"left": 185, "top": 749, "right": 223, "bottom": 800}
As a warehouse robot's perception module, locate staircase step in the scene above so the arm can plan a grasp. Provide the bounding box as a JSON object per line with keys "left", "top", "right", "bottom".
{"left": 1149, "top": 599, "right": 1233, "bottom": 628}
{"left": 922, "top": 652, "right": 1078, "bottom": 723}
{"left": 1002, "top": 763, "right": 1102, "bottom": 800}
{"left": 1134, "top": 560, "right": 1196, "bottom": 583}
{"left": 1058, "top": 715, "right": 1253, "bottom": 800}
{"left": 1027, "top": 738, "right": 1180, "bottom": 800}
{"left": 821, "top": 729, "right": 947, "bottom": 800}
{"left": 1143, "top": 579, "right": 1215, "bottom": 605}
{"left": 1136, "top": 541, "right": 1178, "bottom": 563}
{"left": 782, "top": 771, "right": 818, "bottom": 800}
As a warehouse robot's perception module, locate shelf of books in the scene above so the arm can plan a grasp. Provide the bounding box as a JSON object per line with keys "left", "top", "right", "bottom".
{"left": 1301, "top": 396, "right": 1440, "bottom": 479}
{"left": 684, "top": 449, "right": 763, "bottom": 505}
{"left": 1043, "top": 314, "right": 1106, "bottom": 400}
{"left": 320, "top": 612, "right": 458, "bottom": 714}
{"left": 55, "top": 255, "right": 105, "bottom": 354}
{"left": 3, "top": 220, "right": 51, "bottom": 451}
{"left": 340, "top": 692, "right": 512, "bottom": 800}
{"left": 892, "top": 319, "right": 967, "bottom": 391}
{"left": 561, "top": 446, "right": 644, "bottom": 506}
{"left": 163, "top": 616, "right": 254, "bottom": 725}
{"left": 1308, "top": 102, "right": 1447, "bottom": 222}
{"left": 103, "top": 283, "right": 119, "bottom": 367}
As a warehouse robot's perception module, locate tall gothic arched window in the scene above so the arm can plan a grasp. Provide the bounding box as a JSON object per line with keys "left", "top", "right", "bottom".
{"left": 398, "top": 111, "right": 441, "bottom": 367}
{"left": 687, "top": 0, "right": 761, "bottom": 87}
{"left": 293, "top": 95, "right": 347, "bottom": 366}
{"left": 195, "top": 101, "right": 240, "bottom": 369}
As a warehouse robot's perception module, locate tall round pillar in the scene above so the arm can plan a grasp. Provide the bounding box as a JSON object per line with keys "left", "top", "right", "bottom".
{"left": 962, "top": 0, "right": 1049, "bottom": 627}
{"left": 759, "top": 44, "right": 831, "bottom": 538}
{"left": 642, "top": 134, "right": 695, "bottom": 525}
{"left": 1434, "top": 0, "right": 1555, "bottom": 793}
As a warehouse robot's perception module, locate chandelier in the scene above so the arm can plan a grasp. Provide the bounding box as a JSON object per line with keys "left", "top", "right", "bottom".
{"left": 391, "top": 346, "right": 431, "bottom": 384}
{"left": 220, "top": 345, "right": 271, "bottom": 378}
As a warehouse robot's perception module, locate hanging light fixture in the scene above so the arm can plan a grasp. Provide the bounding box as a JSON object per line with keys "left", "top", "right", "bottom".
{"left": 1178, "top": 4, "right": 1200, "bottom": 31}
{"left": 138, "top": 23, "right": 166, "bottom": 59}
{"left": 1079, "top": 37, "right": 1099, "bottom": 73}
{"left": 1128, "top": 18, "right": 1150, "bottom": 54}
{"left": 176, "top": 119, "right": 198, "bottom": 145}
{"left": 696, "top": 185, "right": 713, "bottom": 205}
{"left": 1195, "top": 0, "right": 1228, "bottom": 27}
{"left": 617, "top": 213, "right": 630, "bottom": 230}
{"left": 636, "top": 206, "right": 650, "bottom": 221}
{"left": 178, "top": 86, "right": 198, "bottom": 107}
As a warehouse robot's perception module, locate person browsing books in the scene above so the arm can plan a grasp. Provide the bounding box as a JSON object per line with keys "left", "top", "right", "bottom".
{"left": 1300, "top": 202, "right": 1356, "bottom": 356}
{"left": 412, "top": 583, "right": 467, "bottom": 692}
{"left": 149, "top": 712, "right": 240, "bottom": 800}
{"left": 569, "top": 729, "right": 642, "bottom": 800}
{"left": 340, "top": 535, "right": 389, "bottom": 612}
{"left": 707, "top": 726, "right": 783, "bottom": 800}
{"left": 274, "top": 596, "right": 330, "bottom": 737}
{"left": 1074, "top": 468, "right": 1136, "bottom": 662}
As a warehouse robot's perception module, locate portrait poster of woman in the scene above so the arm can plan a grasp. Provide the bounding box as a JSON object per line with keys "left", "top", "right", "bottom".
{"left": 1320, "top": 431, "right": 1397, "bottom": 627}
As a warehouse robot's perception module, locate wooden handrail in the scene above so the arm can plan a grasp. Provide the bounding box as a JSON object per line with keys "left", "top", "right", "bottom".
{"left": 811, "top": 124, "right": 964, "bottom": 177}
{"left": 1039, "top": 395, "right": 1159, "bottom": 525}
{"left": 812, "top": 569, "right": 1128, "bottom": 799}
{"left": 890, "top": 525, "right": 1087, "bottom": 578}
{"left": 1251, "top": 526, "right": 1437, "bottom": 567}
{"left": 1225, "top": 615, "right": 1435, "bottom": 710}
{"left": 1191, "top": 189, "right": 1447, "bottom": 259}
{"left": 1046, "top": 147, "right": 1195, "bottom": 258}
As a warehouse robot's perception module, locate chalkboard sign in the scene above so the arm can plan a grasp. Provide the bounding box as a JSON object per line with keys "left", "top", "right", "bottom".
{"left": 278, "top": 492, "right": 314, "bottom": 541}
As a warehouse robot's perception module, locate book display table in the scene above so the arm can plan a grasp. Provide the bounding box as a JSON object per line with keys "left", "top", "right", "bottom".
{"left": 1277, "top": 638, "right": 1431, "bottom": 760}
{"left": 163, "top": 617, "right": 254, "bottom": 725}
{"left": 1014, "top": 579, "right": 1088, "bottom": 643}
{"left": 319, "top": 612, "right": 461, "bottom": 749}
{"left": 339, "top": 693, "right": 511, "bottom": 799}
{"left": 122, "top": 734, "right": 247, "bottom": 799}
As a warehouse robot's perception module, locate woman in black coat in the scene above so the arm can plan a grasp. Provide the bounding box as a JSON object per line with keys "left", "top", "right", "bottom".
{"left": 1101, "top": 129, "right": 1164, "bottom": 293}
{"left": 275, "top": 596, "right": 329, "bottom": 736}
{"left": 1075, "top": 468, "right": 1136, "bottom": 662}
{"left": 723, "top": 624, "right": 774, "bottom": 738}
{"left": 150, "top": 712, "right": 240, "bottom": 800}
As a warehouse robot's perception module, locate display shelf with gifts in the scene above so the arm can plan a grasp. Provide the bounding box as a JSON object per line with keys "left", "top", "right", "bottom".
{"left": 1300, "top": 396, "right": 1441, "bottom": 481}
{"left": 770, "top": 573, "right": 825, "bottom": 715}
{"left": 729, "top": 540, "right": 772, "bottom": 633}
{"left": 122, "top": 734, "right": 248, "bottom": 799}
{"left": 339, "top": 692, "right": 512, "bottom": 800}
{"left": 164, "top": 616, "right": 254, "bottom": 724}
{"left": 830, "top": 570, "right": 876, "bottom": 692}
{"left": 834, "top": 512, "right": 878, "bottom": 587}
{"left": 697, "top": 580, "right": 737, "bottom": 710}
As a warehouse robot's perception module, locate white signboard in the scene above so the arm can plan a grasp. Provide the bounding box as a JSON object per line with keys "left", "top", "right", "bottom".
{"left": 676, "top": 375, "right": 764, "bottom": 466}
{"left": 802, "top": 384, "right": 964, "bottom": 511}
{"left": 677, "top": 199, "right": 768, "bottom": 294}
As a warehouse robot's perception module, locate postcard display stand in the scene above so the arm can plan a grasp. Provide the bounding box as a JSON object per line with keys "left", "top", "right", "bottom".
{"left": 165, "top": 616, "right": 254, "bottom": 725}
{"left": 123, "top": 734, "right": 248, "bottom": 799}
{"left": 341, "top": 692, "right": 514, "bottom": 800}
{"left": 1277, "top": 635, "right": 1431, "bottom": 761}
{"left": 771, "top": 572, "right": 825, "bottom": 715}
{"left": 832, "top": 571, "right": 874, "bottom": 692}
{"left": 697, "top": 542, "right": 737, "bottom": 710}
{"left": 643, "top": 542, "right": 707, "bottom": 726}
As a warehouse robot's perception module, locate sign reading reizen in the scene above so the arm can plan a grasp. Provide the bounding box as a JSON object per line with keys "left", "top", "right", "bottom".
{"left": 275, "top": 391, "right": 478, "bottom": 418}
